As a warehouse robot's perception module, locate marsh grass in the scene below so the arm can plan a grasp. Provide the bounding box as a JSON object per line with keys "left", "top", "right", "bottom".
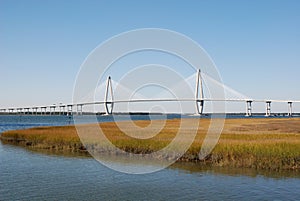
{"left": 1, "top": 118, "right": 300, "bottom": 170}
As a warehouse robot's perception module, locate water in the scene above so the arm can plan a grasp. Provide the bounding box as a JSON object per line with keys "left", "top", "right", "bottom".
{"left": 0, "top": 115, "right": 299, "bottom": 200}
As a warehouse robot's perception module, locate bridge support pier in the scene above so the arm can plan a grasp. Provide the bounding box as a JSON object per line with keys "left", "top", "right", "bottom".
{"left": 195, "top": 69, "right": 204, "bottom": 115}
{"left": 59, "top": 105, "right": 65, "bottom": 115}
{"left": 67, "top": 105, "right": 73, "bottom": 116}
{"left": 24, "top": 108, "right": 30, "bottom": 115}
{"left": 0, "top": 109, "right": 6, "bottom": 114}
{"left": 265, "top": 101, "right": 271, "bottom": 117}
{"left": 104, "top": 76, "right": 114, "bottom": 115}
{"left": 76, "top": 104, "right": 83, "bottom": 115}
{"left": 17, "top": 108, "right": 23, "bottom": 115}
{"left": 245, "top": 100, "right": 253, "bottom": 117}
{"left": 41, "top": 107, "right": 47, "bottom": 115}
{"left": 33, "top": 107, "right": 38, "bottom": 115}
{"left": 288, "top": 102, "right": 293, "bottom": 117}
{"left": 50, "top": 106, "right": 56, "bottom": 115}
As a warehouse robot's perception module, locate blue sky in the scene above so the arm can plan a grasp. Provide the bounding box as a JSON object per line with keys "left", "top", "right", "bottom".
{"left": 1, "top": 0, "right": 300, "bottom": 112}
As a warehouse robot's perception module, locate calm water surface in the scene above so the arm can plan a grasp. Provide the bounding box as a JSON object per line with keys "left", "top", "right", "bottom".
{"left": 0, "top": 115, "right": 299, "bottom": 201}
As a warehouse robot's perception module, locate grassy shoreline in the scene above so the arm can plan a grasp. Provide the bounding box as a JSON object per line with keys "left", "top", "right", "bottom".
{"left": 1, "top": 118, "right": 300, "bottom": 171}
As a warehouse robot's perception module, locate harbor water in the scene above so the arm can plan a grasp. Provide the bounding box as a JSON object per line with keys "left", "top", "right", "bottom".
{"left": 0, "top": 115, "right": 299, "bottom": 200}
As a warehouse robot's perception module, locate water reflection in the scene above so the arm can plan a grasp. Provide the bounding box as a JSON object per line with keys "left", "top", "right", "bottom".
{"left": 170, "top": 162, "right": 300, "bottom": 179}
{"left": 5, "top": 141, "right": 299, "bottom": 180}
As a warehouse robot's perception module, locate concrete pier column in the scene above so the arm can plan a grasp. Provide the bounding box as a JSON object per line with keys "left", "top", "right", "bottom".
{"left": 17, "top": 108, "right": 23, "bottom": 115}
{"left": 24, "top": 108, "right": 30, "bottom": 114}
{"left": 195, "top": 69, "right": 204, "bottom": 115}
{"left": 60, "top": 105, "right": 65, "bottom": 115}
{"left": 245, "top": 100, "right": 253, "bottom": 117}
{"left": 104, "top": 76, "right": 114, "bottom": 115}
{"left": 50, "top": 106, "right": 56, "bottom": 115}
{"left": 265, "top": 101, "right": 271, "bottom": 117}
{"left": 33, "top": 107, "right": 38, "bottom": 115}
{"left": 41, "top": 107, "right": 47, "bottom": 115}
{"left": 67, "top": 105, "right": 73, "bottom": 116}
{"left": 58, "top": 105, "right": 65, "bottom": 115}
{"left": 76, "top": 104, "right": 83, "bottom": 115}
{"left": 288, "top": 102, "right": 293, "bottom": 117}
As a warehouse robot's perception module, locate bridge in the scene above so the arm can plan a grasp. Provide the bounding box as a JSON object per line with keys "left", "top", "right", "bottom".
{"left": 0, "top": 70, "right": 299, "bottom": 117}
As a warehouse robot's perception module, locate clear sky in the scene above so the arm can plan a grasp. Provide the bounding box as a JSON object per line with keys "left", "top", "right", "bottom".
{"left": 1, "top": 0, "right": 300, "bottom": 112}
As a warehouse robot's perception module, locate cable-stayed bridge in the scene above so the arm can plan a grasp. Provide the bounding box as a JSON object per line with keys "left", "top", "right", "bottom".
{"left": 1, "top": 70, "right": 299, "bottom": 117}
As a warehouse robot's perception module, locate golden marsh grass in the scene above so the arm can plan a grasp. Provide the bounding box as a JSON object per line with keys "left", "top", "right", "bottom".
{"left": 1, "top": 118, "right": 300, "bottom": 170}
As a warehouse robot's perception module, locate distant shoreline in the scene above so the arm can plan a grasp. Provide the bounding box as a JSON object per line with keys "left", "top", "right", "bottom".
{"left": 1, "top": 118, "right": 299, "bottom": 171}
{"left": 0, "top": 112, "right": 300, "bottom": 117}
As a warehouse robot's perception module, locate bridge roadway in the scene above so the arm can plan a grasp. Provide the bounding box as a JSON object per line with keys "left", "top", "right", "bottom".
{"left": 0, "top": 98, "right": 299, "bottom": 117}
{"left": 1, "top": 71, "right": 299, "bottom": 116}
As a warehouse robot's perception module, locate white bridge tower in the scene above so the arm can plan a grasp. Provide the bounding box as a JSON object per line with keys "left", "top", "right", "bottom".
{"left": 195, "top": 69, "right": 204, "bottom": 115}
{"left": 104, "top": 76, "right": 114, "bottom": 115}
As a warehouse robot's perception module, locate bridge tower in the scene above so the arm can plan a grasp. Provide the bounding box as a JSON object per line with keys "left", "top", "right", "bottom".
{"left": 195, "top": 69, "right": 204, "bottom": 115}
{"left": 104, "top": 76, "right": 114, "bottom": 115}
